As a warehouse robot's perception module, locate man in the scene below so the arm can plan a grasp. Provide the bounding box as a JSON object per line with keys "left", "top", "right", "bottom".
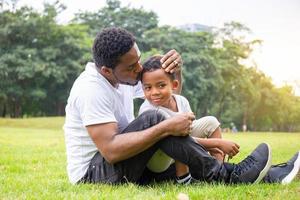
{"left": 63, "top": 27, "right": 297, "bottom": 185}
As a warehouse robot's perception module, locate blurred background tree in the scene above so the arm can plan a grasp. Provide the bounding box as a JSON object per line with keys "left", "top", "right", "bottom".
{"left": 1, "top": 0, "right": 299, "bottom": 132}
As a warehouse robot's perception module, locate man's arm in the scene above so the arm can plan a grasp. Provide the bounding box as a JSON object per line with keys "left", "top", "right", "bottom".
{"left": 87, "top": 112, "right": 195, "bottom": 164}
{"left": 173, "top": 69, "right": 182, "bottom": 94}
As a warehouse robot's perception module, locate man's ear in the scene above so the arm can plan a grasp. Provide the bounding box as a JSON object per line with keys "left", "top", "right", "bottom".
{"left": 172, "top": 80, "right": 179, "bottom": 90}
{"left": 100, "top": 66, "right": 112, "bottom": 75}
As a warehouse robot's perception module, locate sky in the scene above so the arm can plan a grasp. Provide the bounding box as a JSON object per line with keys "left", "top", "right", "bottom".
{"left": 18, "top": 0, "right": 300, "bottom": 95}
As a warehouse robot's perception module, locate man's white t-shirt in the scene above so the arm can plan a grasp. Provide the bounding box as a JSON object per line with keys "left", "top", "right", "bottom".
{"left": 63, "top": 62, "right": 143, "bottom": 184}
{"left": 139, "top": 94, "right": 192, "bottom": 173}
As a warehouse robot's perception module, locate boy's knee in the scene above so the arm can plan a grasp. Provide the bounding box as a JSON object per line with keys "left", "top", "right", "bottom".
{"left": 191, "top": 116, "right": 220, "bottom": 138}
{"left": 204, "top": 116, "right": 220, "bottom": 128}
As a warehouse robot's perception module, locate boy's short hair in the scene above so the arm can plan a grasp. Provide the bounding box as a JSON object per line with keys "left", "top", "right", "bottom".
{"left": 92, "top": 27, "right": 136, "bottom": 69}
{"left": 142, "top": 55, "right": 176, "bottom": 81}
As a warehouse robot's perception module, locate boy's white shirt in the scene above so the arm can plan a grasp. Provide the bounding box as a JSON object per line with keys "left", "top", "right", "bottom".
{"left": 139, "top": 94, "right": 193, "bottom": 173}
{"left": 139, "top": 94, "right": 192, "bottom": 117}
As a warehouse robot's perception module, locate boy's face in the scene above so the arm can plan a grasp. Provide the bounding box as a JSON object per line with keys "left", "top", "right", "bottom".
{"left": 142, "top": 68, "right": 178, "bottom": 107}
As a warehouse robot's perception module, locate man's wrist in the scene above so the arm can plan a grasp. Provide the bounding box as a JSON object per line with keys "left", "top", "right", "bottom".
{"left": 157, "top": 120, "right": 172, "bottom": 137}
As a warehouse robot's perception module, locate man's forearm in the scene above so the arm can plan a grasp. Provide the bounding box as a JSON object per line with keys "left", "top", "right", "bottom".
{"left": 104, "top": 120, "right": 171, "bottom": 164}
{"left": 88, "top": 112, "right": 193, "bottom": 164}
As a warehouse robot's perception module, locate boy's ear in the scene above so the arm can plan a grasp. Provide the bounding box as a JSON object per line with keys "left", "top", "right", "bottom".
{"left": 172, "top": 80, "right": 179, "bottom": 90}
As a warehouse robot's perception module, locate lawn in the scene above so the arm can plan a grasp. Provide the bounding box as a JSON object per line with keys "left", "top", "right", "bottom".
{"left": 0, "top": 117, "right": 299, "bottom": 200}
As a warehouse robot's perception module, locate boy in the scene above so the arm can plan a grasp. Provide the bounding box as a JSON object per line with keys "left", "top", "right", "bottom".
{"left": 139, "top": 55, "right": 240, "bottom": 184}
{"left": 139, "top": 55, "right": 300, "bottom": 185}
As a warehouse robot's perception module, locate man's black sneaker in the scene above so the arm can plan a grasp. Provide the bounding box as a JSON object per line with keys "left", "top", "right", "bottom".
{"left": 262, "top": 151, "right": 300, "bottom": 184}
{"left": 229, "top": 143, "right": 272, "bottom": 184}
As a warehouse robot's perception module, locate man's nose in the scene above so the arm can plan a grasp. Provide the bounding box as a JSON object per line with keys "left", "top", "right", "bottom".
{"left": 134, "top": 63, "right": 143, "bottom": 73}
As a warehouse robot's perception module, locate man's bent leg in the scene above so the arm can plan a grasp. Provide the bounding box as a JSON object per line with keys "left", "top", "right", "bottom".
{"left": 158, "top": 136, "right": 228, "bottom": 182}
{"left": 158, "top": 137, "right": 272, "bottom": 184}
{"left": 81, "top": 110, "right": 165, "bottom": 184}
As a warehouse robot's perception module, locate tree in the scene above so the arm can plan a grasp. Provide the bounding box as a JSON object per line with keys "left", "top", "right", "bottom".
{"left": 0, "top": 2, "right": 91, "bottom": 117}
{"left": 73, "top": 0, "right": 158, "bottom": 51}
{"left": 210, "top": 22, "right": 262, "bottom": 128}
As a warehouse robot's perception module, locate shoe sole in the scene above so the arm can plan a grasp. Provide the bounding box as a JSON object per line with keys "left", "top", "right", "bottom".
{"left": 282, "top": 151, "right": 300, "bottom": 184}
{"left": 253, "top": 143, "right": 272, "bottom": 184}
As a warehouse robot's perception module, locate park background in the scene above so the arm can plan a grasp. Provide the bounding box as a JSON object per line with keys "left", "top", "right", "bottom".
{"left": 1, "top": 0, "right": 300, "bottom": 132}
{"left": 1, "top": 0, "right": 300, "bottom": 199}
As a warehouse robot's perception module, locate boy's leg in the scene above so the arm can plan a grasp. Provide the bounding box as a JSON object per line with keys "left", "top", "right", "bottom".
{"left": 174, "top": 161, "right": 192, "bottom": 184}
{"left": 138, "top": 163, "right": 177, "bottom": 184}
{"left": 175, "top": 161, "right": 189, "bottom": 177}
{"left": 191, "top": 116, "right": 220, "bottom": 138}
{"left": 191, "top": 116, "right": 224, "bottom": 161}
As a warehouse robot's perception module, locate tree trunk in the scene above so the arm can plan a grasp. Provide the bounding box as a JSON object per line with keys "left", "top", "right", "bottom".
{"left": 242, "top": 107, "right": 248, "bottom": 132}
{"left": 217, "top": 92, "right": 227, "bottom": 119}
{"left": 56, "top": 101, "right": 65, "bottom": 116}
{"left": 14, "top": 101, "right": 22, "bottom": 118}
{"left": 1, "top": 103, "right": 6, "bottom": 117}
{"left": 10, "top": 99, "right": 22, "bottom": 118}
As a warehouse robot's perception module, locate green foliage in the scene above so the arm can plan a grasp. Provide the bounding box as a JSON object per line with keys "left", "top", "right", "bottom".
{"left": 1, "top": 0, "right": 300, "bottom": 131}
{"left": 73, "top": 0, "right": 158, "bottom": 50}
{"left": 0, "top": 2, "right": 91, "bottom": 117}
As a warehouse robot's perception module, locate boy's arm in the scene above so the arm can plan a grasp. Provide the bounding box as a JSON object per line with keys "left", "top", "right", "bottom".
{"left": 192, "top": 137, "right": 240, "bottom": 157}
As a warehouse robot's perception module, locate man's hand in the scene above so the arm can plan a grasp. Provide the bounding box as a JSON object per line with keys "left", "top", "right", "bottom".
{"left": 164, "top": 112, "right": 195, "bottom": 136}
{"left": 160, "top": 49, "right": 182, "bottom": 73}
{"left": 217, "top": 140, "right": 240, "bottom": 158}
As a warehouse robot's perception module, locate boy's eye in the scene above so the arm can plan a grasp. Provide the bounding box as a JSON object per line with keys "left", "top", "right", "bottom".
{"left": 159, "top": 84, "right": 166, "bottom": 88}
{"left": 143, "top": 86, "right": 151, "bottom": 91}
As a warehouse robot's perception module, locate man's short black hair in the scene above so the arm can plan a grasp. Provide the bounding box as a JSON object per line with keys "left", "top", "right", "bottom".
{"left": 92, "top": 27, "right": 136, "bottom": 69}
{"left": 142, "top": 55, "right": 176, "bottom": 82}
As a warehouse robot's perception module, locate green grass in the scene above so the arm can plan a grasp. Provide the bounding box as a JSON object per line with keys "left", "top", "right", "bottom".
{"left": 0, "top": 117, "right": 300, "bottom": 200}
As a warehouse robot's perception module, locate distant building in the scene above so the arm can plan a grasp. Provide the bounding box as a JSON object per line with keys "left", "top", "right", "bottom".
{"left": 177, "top": 23, "right": 213, "bottom": 33}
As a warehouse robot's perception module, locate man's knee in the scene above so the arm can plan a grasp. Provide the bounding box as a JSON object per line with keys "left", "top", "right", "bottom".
{"left": 138, "top": 109, "right": 166, "bottom": 125}
{"left": 121, "top": 109, "right": 166, "bottom": 134}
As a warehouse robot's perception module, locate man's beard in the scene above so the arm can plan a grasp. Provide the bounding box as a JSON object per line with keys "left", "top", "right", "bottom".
{"left": 114, "top": 72, "right": 141, "bottom": 86}
{"left": 119, "top": 80, "right": 139, "bottom": 86}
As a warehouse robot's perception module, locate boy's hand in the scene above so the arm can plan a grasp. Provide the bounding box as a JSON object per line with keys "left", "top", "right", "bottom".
{"left": 160, "top": 49, "right": 182, "bottom": 73}
{"left": 207, "top": 147, "right": 225, "bottom": 161}
{"left": 218, "top": 140, "right": 240, "bottom": 158}
{"left": 165, "top": 112, "right": 195, "bottom": 136}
